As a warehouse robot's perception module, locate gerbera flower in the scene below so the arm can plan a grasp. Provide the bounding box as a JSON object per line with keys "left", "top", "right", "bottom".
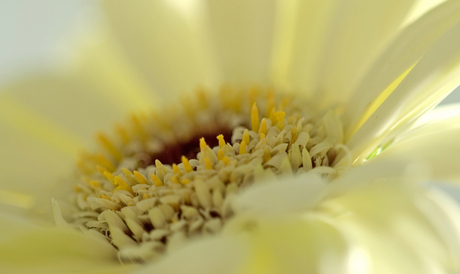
{"left": 2, "top": 0, "right": 460, "bottom": 273}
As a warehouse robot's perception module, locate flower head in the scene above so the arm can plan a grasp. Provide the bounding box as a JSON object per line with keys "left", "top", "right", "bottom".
{"left": 2, "top": 0, "right": 460, "bottom": 273}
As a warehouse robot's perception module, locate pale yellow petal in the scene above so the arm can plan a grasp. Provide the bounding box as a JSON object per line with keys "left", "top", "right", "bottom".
{"left": 344, "top": 0, "right": 460, "bottom": 137}
{"left": 0, "top": 212, "right": 137, "bottom": 274}
{"left": 205, "top": 0, "right": 275, "bottom": 85}
{"left": 232, "top": 173, "right": 327, "bottom": 214}
{"left": 225, "top": 214, "right": 350, "bottom": 274}
{"left": 136, "top": 235, "right": 248, "bottom": 274}
{"left": 0, "top": 73, "right": 126, "bottom": 146}
{"left": 274, "top": 0, "right": 415, "bottom": 105}
{"left": 346, "top": 20, "right": 460, "bottom": 164}
{"left": 322, "top": 182, "right": 460, "bottom": 273}
{"left": 0, "top": 120, "right": 72, "bottom": 220}
{"left": 102, "top": 0, "right": 220, "bottom": 96}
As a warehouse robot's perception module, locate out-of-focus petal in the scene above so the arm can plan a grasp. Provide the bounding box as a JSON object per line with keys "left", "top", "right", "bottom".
{"left": 102, "top": 0, "right": 220, "bottom": 96}
{"left": 272, "top": 0, "right": 415, "bottom": 105}
{"left": 135, "top": 235, "right": 248, "bottom": 274}
{"left": 205, "top": 0, "right": 276, "bottom": 85}
{"left": 322, "top": 182, "right": 460, "bottom": 273}
{"left": 343, "top": 0, "right": 460, "bottom": 137}
{"left": 345, "top": 20, "right": 460, "bottom": 164}
{"left": 0, "top": 212, "right": 137, "bottom": 274}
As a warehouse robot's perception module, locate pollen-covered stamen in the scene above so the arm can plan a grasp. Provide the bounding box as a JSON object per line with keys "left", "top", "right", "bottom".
{"left": 70, "top": 87, "right": 349, "bottom": 263}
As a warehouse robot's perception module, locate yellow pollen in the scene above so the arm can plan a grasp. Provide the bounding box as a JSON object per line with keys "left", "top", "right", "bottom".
{"left": 259, "top": 118, "right": 267, "bottom": 135}
{"left": 96, "top": 133, "right": 123, "bottom": 161}
{"left": 204, "top": 157, "right": 213, "bottom": 169}
{"left": 181, "top": 179, "right": 191, "bottom": 185}
{"left": 276, "top": 111, "right": 286, "bottom": 130}
{"left": 217, "top": 134, "right": 225, "bottom": 148}
{"left": 222, "top": 156, "right": 230, "bottom": 165}
{"left": 96, "top": 165, "right": 108, "bottom": 176}
{"left": 143, "top": 193, "right": 150, "bottom": 199}
{"left": 100, "top": 194, "right": 110, "bottom": 200}
{"left": 122, "top": 168, "right": 134, "bottom": 177}
{"left": 133, "top": 171, "right": 150, "bottom": 185}
{"left": 239, "top": 140, "right": 247, "bottom": 154}
{"left": 181, "top": 156, "right": 194, "bottom": 173}
{"left": 150, "top": 173, "right": 164, "bottom": 187}
{"left": 260, "top": 133, "right": 266, "bottom": 140}
{"left": 172, "top": 164, "right": 180, "bottom": 174}
{"left": 291, "top": 126, "right": 298, "bottom": 144}
{"left": 243, "top": 129, "right": 250, "bottom": 145}
{"left": 251, "top": 103, "right": 259, "bottom": 133}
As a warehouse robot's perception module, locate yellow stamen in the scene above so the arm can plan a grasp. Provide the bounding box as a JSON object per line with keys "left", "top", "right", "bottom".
{"left": 266, "top": 88, "right": 275, "bottom": 116}
{"left": 200, "top": 138, "right": 207, "bottom": 152}
{"left": 269, "top": 108, "right": 277, "bottom": 123}
{"left": 172, "top": 164, "right": 180, "bottom": 174}
{"left": 181, "top": 179, "right": 191, "bottom": 185}
{"left": 96, "top": 165, "right": 108, "bottom": 176}
{"left": 251, "top": 103, "right": 259, "bottom": 133}
{"left": 259, "top": 118, "right": 267, "bottom": 135}
{"left": 263, "top": 147, "right": 271, "bottom": 163}
{"left": 171, "top": 176, "right": 180, "bottom": 185}
{"left": 90, "top": 180, "right": 100, "bottom": 188}
{"left": 100, "top": 194, "right": 110, "bottom": 200}
{"left": 93, "top": 153, "right": 115, "bottom": 172}
{"left": 114, "top": 176, "right": 134, "bottom": 194}
{"left": 217, "top": 134, "right": 225, "bottom": 148}
{"left": 291, "top": 126, "right": 298, "bottom": 144}
{"left": 222, "top": 156, "right": 230, "bottom": 166}
{"left": 115, "top": 124, "right": 130, "bottom": 145}
{"left": 276, "top": 111, "right": 286, "bottom": 130}
{"left": 260, "top": 133, "right": 266, "bottom": 140}
{"left": 133, "top": 171, "right": 150, "bottom": 185}
{"left": 217, "top": 149, "right": 224, "bottom": 160}
{"left": 150, "top": 173, "right": 164, "bottom": 187}
{"left": 122, "top": 168, "right": 134, "bottom": 177}
{"left": 181, "top": 156, "right": 194, "bottom": 173}
{"left": 240, "top": 140, "right": 247, "bottom": 154}
{"left": 205, "top": 157, "right": 213, "bottom": 169}
{"left": 243, "top": 129, "right": 250, "bottom": 146}
{"left": 96, "top": 133, "right": 123, "bottom": 161}
{"left": 103, "top": 171, "right": 116, "bottom": 185}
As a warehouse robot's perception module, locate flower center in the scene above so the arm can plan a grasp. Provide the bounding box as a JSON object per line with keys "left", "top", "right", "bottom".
{"left": 71, "top": 87, "right": 347, "bottom": 263}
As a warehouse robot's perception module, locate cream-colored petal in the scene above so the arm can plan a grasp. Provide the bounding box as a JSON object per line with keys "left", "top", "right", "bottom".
{"left": 102, "top": 0, "right": 220, "bottom": 96}
{"left": 225, "top": 214, "right": 350, "bottom": 274}
{"left": 205, "top": 0, "right": 275, "bottom": 85}
{"left": 344, "top": 0, "right": 460, "bottom": 137}
{"left": 345, "top": 20, "right": 460, "bottom": 164}
{"left": 0, "top": 119, "right": 72, "bottom": 221}
{"left": 0, "top": 212, "right": 137, "bottom": 274}
{"left": 322, "top": 182, "right": 460, "bottom": 273}
{"left": 400, "top": 0, "right": 446, "bottom": 27}
{"left": 136, "top": 234, "right": 248, "bottom": 274}
{"left": 273, "top": 0, "right": 415, "bottom": 105}
{"left": 232, "top": 173, "right": 327, "bottom": 214}
{"left": 0, "top": 73, "right": 127, "bottom": 147}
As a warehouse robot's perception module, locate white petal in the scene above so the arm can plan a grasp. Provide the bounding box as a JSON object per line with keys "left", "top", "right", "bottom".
{"left": 205, "top": 0, "right": 275, "bottom": 85}
{"left": 232, "top": 173, "right": 327, "bottom": 214}
{"left": 0, "top": 212, "right": 136, "bottom": 274}
{"left": 344, "top": 0, "right": 460, "bottom": 137}
{"left": 102, "top": 0, "right": 220, "bottom": 96}
{"left": 345, "top": 20, "right": 460, "bottom": 164}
